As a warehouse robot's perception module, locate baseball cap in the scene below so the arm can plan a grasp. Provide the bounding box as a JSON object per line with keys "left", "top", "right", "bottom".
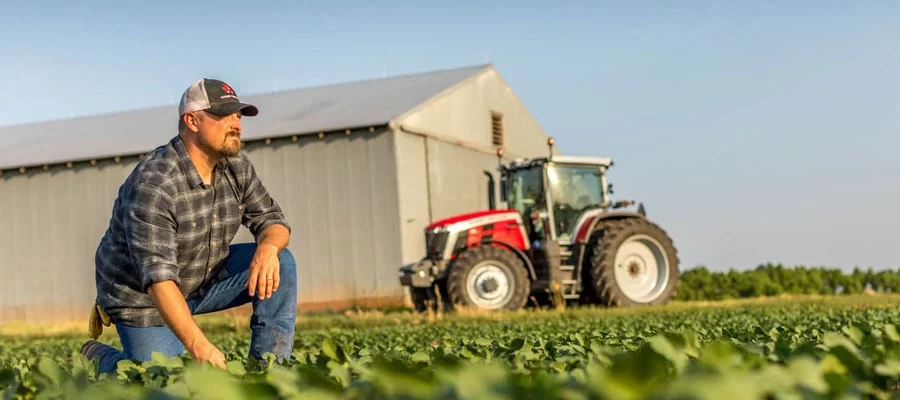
{"left": 178, "top": 78, "right": 259, "bottom": 117}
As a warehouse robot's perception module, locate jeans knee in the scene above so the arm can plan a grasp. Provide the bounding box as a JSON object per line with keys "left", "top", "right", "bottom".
{"left": 278, "top": 249, "right": 297, "bottom": 285}
{"left": 278, "top": 248, "right": 296, "bottom": 266}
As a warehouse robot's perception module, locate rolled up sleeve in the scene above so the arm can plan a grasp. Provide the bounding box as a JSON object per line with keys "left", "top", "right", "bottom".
{"left": 140, "top": 263, "right": 181, "bottom": 291}
{"left": 122, "top": 182, "right": 180, "bottom": 292}
{"left": 239, "top": 162, "right": 291, "bottom": 239}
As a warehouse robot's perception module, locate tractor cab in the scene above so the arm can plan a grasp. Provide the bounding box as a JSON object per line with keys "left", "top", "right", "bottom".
{"left": 496, "top": 145, "right": 615, "bottom": 245}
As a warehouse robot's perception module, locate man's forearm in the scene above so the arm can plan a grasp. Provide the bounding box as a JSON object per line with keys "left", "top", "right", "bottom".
{"left": 257, "top": 224, "right": 290, "bottom": 252}
{"left": 147, "top": 280, "right": 208, "bottom": 354}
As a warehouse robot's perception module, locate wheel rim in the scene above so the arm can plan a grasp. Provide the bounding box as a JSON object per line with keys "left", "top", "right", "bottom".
{"left": 613, "top": 234, "right": 670, "bottom": 303}
{"left": 465, "top": 262, "right": 513, "bottom": 309}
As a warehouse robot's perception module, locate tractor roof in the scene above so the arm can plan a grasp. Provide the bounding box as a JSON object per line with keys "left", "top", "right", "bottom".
{"left": 550, "top": 155, "right": 613, "bottom": 167}
{"left": 504, "top": 155, "right": 613, "bottom": 170}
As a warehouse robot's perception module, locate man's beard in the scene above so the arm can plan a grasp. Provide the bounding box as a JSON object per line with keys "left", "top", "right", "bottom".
{"left": 220, "top": 131, "right": 243, "bottom": 157}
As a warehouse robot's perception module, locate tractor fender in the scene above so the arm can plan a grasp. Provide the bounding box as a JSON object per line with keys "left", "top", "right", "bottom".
{"left": 584, "top": 211, "right": 646, "bottom": 241}
{"left": 479, "top": 240, "right": 538, "bottom": 281}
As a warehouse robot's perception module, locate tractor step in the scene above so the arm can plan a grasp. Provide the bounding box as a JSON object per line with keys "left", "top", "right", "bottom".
{"left": 559, "top": 264, "right": 575, "bottom": 272}
{"left": 561, "top": 279, "right": 579, "bottom": 299}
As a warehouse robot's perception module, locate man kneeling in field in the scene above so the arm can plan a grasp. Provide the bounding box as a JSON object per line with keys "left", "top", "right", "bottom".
{"left": 81, "top": 78, "right": 297, "bottom": 374}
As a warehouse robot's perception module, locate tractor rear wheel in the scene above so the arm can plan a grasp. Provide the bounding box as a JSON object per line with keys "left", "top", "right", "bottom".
{"left": 446, "top": 245, "right": 531, "bottom": 311}
{"left": 588, "top": 218, "right": 679, "bottom": 306}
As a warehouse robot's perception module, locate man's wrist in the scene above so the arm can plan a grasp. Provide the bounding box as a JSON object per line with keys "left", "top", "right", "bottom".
{"left": 257, "top": 242, "right": 280, "bottom": 254}
{"left": 186, "top": 334, "right": 209, "bottom": 355}
{"left": 255, "top": 224, "right": 290, "bottom": 254}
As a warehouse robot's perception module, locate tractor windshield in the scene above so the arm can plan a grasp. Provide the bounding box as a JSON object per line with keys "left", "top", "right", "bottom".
{"left": 547, "top": 164, "right": 606, "bottom": 240}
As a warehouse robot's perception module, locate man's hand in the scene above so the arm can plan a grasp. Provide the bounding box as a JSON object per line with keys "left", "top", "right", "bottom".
{"left": 249, "top": 224, "right": 290, "bottom": 300}
{"left": 248, "top": 243, "right": 280, "bottom": 299}
{"left": 188, "top": 337, "right": 227, "bottom": 369}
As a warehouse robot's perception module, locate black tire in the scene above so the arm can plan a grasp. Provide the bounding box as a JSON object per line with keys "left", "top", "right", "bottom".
{"left": 409, "top": 288, "right": 434, "bottom": 312}
{"left": 409, "top": 284, "right": 450, "bottom": 313}
{"left": 578, "top": 223, "right": 614, "bottom": 305}
{"left": 446, "top": 245, "right": 531, "bottom": 311}
{"left": 587, "top": 218, "right": 680, "bottom": 306}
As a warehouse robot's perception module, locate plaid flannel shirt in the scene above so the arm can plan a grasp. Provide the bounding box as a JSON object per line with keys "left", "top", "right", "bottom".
{"left": 94, "top": 134, "right": 291, "bottom": 327}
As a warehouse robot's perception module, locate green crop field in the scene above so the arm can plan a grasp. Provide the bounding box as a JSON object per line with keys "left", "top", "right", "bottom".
{"left": 3, "top": 294, "right": 900, "bottom": 399}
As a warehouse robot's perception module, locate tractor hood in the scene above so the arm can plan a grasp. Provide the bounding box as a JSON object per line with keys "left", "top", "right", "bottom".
{"left": 425, "top": 209, "right": 519, "bottom": 231}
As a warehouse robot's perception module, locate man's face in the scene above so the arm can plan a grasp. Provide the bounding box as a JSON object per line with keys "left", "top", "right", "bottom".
{"left": 192, "top": 110, "right": 243, "bottom": 158}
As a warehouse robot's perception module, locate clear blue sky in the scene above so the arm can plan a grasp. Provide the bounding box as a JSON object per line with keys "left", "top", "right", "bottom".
{"left": 1, "top": 1, "right": 898, "bottom": 272}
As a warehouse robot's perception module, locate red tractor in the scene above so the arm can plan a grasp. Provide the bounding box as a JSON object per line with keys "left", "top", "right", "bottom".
{"left": 398, "top": 138, "right": 680, "bottom": 311}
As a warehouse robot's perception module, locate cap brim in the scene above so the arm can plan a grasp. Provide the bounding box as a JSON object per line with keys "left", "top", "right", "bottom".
{"left": 206, "top": 102, "right": 259, "bottom": 117}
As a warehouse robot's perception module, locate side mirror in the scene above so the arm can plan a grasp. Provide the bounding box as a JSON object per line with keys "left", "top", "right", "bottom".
{"left": 500, "top": 178, "right": 508, "bottom": 202}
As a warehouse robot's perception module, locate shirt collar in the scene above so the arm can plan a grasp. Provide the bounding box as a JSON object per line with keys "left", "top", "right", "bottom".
{"left": 171, "top": 134, "right": 205, "bottom": 189}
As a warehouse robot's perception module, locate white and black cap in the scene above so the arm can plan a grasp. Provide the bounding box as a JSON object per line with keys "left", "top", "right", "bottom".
{"left": 178, "top": 78, "right": 258, "bottom": 117}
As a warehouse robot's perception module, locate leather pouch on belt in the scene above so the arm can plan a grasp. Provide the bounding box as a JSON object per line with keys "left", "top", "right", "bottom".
{"left": 88, "top": 301, "right": 111, "bottom": 339}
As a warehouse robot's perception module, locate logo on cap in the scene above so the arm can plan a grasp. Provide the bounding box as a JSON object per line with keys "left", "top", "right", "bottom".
{"left": 179, "top": 78, "right": 258, "bottom": 117}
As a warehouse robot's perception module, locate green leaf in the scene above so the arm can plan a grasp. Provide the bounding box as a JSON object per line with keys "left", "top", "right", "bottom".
{"left": 842, "top": 325, "right": 864, "bottom": 346}
{"left": 648, "top": 335, "right": 688, "bottom": 373}
{"left": 874, "top": 358, "right": 900, "bottom": 377}
{"left": 225, "top": 360, "right": 246, "bottom": 377}
{"left": 182, "top": 365, "right": 243, "bottom": 400}
{"left": 329, "top": 364, "right": 351, "bottom": 388}
{"left": 884, "top": 324, "right": 900, "bottom": 343}
{"left": 35, "top": 358, "right": 66, "bottom": 387}
{"left": 321, "top": 338, "right": 344, "bottom": 363}
{"left": 409, "top": 351, "right": 430, "bottom": 364}
{"left": 785, "top": 355, "right": 829, "bottom": 394}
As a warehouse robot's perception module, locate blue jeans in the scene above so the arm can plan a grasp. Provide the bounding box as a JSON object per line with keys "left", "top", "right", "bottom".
{"left": 89, "top": 243, "right": 297, "bottom": 374}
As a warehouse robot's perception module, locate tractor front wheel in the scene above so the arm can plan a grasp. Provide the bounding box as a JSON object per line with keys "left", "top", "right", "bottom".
{"left": 446, "top": 245, "right": 531, "bottom": 311}
{"left": 589, "top": 218, "right": 680, "bottom": 306}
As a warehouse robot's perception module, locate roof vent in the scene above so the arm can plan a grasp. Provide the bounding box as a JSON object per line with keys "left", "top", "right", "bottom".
{"left": 491, "top": 111, "right": 504, "bottom": 147}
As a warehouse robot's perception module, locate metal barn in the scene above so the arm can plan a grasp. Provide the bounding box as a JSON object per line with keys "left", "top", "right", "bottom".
{"left": 0, "top": 64, "right": 553, "bottom": 323}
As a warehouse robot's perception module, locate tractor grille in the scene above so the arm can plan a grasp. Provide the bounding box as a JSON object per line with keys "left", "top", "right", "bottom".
{"left": 425, "top": 230, "right": 449, "bottom": 259}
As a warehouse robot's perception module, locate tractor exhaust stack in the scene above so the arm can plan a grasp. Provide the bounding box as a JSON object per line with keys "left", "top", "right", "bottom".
{"left": 484, "top": 170, "right": 496, "bottom": 210}
{"left": 547, "top": 137, "right": 555, "bottom": 159}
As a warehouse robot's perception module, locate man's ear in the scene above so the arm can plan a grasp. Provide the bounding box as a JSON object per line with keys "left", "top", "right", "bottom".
{"left": 184, "top": 112, "right": 202, "bottom": 132}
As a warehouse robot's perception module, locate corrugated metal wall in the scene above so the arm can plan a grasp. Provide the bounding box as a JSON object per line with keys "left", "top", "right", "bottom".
{"left": 0, "top": 160, "right": 137, "bottom": 322}
{"left": 393, "top": 132, "right": 431, "bottom": 266}
{"left": 421, "top": 139, "right": 499, "bottom": 222}
{"left": 0, "top": 128, "right": 404, "bottom": 323}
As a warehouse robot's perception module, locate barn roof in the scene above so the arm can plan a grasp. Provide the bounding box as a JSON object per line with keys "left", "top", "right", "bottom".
{"left": 0, "top": 64, "right": 491, "bottom": 171}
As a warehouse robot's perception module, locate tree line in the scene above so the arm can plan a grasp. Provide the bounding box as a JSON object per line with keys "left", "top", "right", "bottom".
{"left": 674, "top": 263, "right": 900, "bottom": 301}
